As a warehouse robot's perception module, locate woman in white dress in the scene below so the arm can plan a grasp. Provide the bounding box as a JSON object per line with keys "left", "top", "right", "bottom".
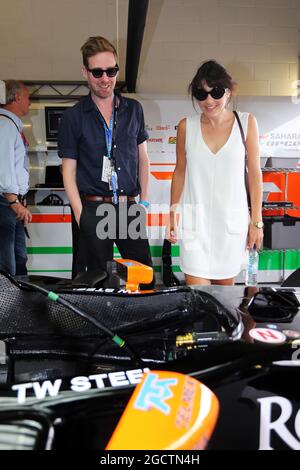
{"left": 167, "top": 60, "right": 263, "bottom": 286}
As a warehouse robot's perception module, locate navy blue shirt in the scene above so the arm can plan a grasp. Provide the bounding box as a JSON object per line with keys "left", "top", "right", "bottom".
{"left": 58, "top": 94, "right": 149, "bottom": 196}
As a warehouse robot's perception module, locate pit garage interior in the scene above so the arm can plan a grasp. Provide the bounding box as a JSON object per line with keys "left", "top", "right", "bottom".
{"left": 0, "top": 0, "right": 300, "bottom": 452}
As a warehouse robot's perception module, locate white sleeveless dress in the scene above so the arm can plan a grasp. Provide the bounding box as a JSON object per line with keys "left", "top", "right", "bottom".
{"left": 179, "top": 112, "right": 249, "bottom": 279}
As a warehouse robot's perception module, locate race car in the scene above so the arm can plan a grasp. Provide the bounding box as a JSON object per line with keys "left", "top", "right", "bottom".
{"left": 0, "top": 262, "right": 299, "bottom": 450}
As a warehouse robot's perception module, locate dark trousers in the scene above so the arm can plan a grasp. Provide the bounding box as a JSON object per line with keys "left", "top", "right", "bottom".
{"left": 71, "top": 207, "right": 86, "bottom": 278}
{"left": 79, "top": 201, "right": 154, "bottom": 288}
{"left": 0, "top": 195, "right": 27, "bottom": 275}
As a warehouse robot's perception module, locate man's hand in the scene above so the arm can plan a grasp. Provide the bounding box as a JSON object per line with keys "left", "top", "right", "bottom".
{"left": 166, "top": 211, "right": 179, "bottom": 244}
{"left": 73, "top": 205, "right": 83, "bottom": 226}
{"left": 166, "top": 221, "right": 178, "bottom": 244}
{"left": 11, "top": 203, "right": 32, "bottom": 225}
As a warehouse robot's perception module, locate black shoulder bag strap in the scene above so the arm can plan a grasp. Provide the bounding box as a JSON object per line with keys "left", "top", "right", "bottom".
{"left": 0, "top": 113, "right": 30, "bottom": 238}
{"left": 0, "top": 113, "right": 28, "bottom": 148}
{"left": 233, "top": 110, "right": 250, "bottom": 208}
{"left": 0, "top": 113, "right": 20, "bottom": 131}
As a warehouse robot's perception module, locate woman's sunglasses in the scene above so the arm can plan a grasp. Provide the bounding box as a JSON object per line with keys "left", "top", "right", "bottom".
{"left": 194, "top": 87, "right": 226, "bottom": 101}
{"left": 87, "top": 64, "right": 119, "bottom": 78}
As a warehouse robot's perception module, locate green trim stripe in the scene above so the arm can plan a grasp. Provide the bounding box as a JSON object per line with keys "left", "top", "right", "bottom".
{"left": 27, "top": 245, "right": 180, "bottom": 257}
{"left": 27, "top": 247, "right": 72, "bottom": 254}
{"left": 258, "top": 250, "right": 284, "bottom": 270}
{"left": 285, "top": 250, "right": 300, "bottom": 270}
{"left": 259, "top": 250, "right": 300, "bottom": 270}
{"left": 114, "top": 246, "right": 180, "bottom": 257}
{"left": 28, "top": 269, "right": 72, "bottom": 273}
{"left": 27, "top": 247, "right": 300, "bottom": 272}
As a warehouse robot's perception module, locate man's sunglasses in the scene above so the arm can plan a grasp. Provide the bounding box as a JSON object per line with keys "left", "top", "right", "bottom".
{"left": 194, "top": 87, "right": 226, "bottom": 101}
{"left": 87, "top": 64, "right": 119, "bottom": 78}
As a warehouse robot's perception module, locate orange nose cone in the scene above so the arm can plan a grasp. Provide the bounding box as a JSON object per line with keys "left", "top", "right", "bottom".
{"left": 106, "top": 370, "right": 219, "bottom": 450}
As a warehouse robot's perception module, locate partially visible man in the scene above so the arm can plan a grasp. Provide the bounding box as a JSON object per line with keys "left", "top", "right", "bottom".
{"left": 0, "top": 80, "right": 32, "bottom": 275}
{"left": 58, "top": 36, "right": 153, "bottom": 286}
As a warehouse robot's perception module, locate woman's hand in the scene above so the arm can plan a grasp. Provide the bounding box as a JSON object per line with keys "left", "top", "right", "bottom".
{"left": 247, "top": 223, "right": 263, "bottom": 250}
{"left": 166, "top": 218, "right": 178, "bottom": 244}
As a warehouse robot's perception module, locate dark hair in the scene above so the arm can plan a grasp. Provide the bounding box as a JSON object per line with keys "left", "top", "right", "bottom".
{"left": 81, "top": 36, "right": 117, "bottom": 68}
{"left": 188, "top": 60, "right": 235, "bottom": 98}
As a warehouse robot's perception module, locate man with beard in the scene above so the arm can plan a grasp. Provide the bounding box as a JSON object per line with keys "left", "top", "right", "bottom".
{"left": 58, "top": 37, "right": 153, "bottom": 287}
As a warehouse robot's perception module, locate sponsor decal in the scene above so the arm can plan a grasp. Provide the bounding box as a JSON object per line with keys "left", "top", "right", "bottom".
{"left": 259, "top": 115, "right": 300, "bottom": 153}
{"left": 168, "top": 137, "right": 176, "bottom": 144}
{"left": 155, "top": 125, "right": 171, "bottom": 131}
{"left": 249, "top": 328, "right": 286, "bottom": 344}
{"left": 263, "top": 132, "right": 300, "bottom": 148}
{"left": 270, "top": 132, "right": 300, "bottom": 139}
{"left": 134, "top": 372, "right": 177, "bottom": 415}
{"left": 11, "top": 368, "right": 150, "bottom": 404}
{"left": 148, "top": 138, "right": 163, "bottom": 143}
{"left": 73, "top": 287, "right": 144, "bottom": 294}
{"left": 258, "top": 396, "right": 300, "bottom": 449}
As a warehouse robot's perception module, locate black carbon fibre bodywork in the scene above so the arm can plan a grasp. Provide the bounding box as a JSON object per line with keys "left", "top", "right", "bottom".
{"left": 0, "top": 272, "right": 299, "bottom": 450}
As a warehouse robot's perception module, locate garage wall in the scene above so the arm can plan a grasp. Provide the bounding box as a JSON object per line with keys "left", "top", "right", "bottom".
{"left": 0, "top": 0, "right": 299, "bottom": 95}
{"left": 140, "top": 0, "right": 300, "bottom": 95}
{"left": 0, "top": 0, "right": 128, "bottom": 80}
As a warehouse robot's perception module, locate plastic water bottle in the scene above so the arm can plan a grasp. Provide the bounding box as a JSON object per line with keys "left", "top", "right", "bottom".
{"left": 245, "top": 248, "right": 258, "bottom": 286}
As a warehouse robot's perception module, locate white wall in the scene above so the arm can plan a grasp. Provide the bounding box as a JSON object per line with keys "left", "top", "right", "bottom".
{"left": 0, "top": 0, "right": 299, "bottom": 95}
{"left": 0, "top": 0, "right": 128, "bottom": 80}
{"left": 139, "top": 0, "right": 300, "bottom": 95}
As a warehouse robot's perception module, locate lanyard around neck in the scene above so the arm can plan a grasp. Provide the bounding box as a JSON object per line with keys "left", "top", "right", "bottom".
{"left": 99, "top": 98, "right": 118, "bottom": 161}
{"left": 98, "top": 97, "right": 119, "bottom": 204}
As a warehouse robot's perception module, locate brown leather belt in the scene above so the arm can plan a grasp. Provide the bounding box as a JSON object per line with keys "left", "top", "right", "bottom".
{"left": 82, "top": 195, "right": 136, "bottom": 203}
